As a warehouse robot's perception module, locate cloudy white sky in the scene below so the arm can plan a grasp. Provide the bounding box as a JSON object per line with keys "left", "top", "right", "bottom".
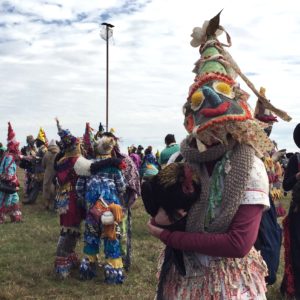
{"left": 1, "top": 0, "right": 300, "bottom": 153}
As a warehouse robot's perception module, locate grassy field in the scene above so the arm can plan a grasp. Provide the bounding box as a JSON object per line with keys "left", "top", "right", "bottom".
{"left": 0, "top": 169, "right": 289, "bottom": 299}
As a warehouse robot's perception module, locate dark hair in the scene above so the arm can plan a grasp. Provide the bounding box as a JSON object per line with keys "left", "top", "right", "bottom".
{"left": 141, "top": 163, "right": 201, "bottom": 222}
{"left": 145, "top": 146, "right": 152, "bottom": 155}
{"left": 293, "top": 123, "right": 300, "bottom": 148}
{"left": 165, "top": 134, "right": 176, "bottom": 145}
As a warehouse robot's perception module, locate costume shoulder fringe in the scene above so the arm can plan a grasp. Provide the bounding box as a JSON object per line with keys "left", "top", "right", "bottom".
{"left": 74, "top": 156, "right": 92, "bottom": 176}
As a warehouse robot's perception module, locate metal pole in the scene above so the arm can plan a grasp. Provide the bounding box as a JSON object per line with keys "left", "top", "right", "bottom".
{"left": 101, "top": 23, "right": 114, "bottom": 132}
{"left": 106, "top": 25, "right": 109, "bottom": 132}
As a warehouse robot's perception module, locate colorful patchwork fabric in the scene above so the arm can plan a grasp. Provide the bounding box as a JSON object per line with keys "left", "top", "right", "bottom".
{"left": 0, "top": 154, "right": 20, "bottom": 212}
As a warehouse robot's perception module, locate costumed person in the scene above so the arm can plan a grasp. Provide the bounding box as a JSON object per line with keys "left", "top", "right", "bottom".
{"left": 281, "top": 123, "right": 300, "bottom": 299}
{"left": 42, "top": 139, "right": 59, "bottom": 210}
{"left": 137, "top": 145, "right": 144, "bottom": 161}
{"left": 128, "top": 145, "right": 142, "bottom": 170}
{"left": 140, "top": 146, "right": 160, "bottom": 179}
{"left": 252, "top": 87, "right": 284, "bottom": 285}
{"left": 19, "top": 135, "right": 37, "bottom": 200}
{"left": 110, "top": 133, "right": 141, "bottom": 271}
{"left": 158, "top": 134, "right": 180, "bottom": 167}
{"left": 254, "top": 88, "right": 286, "bottom": 216}
{"left": 146, "top": 11, "right": 291, "bottom": 300}
{"left": 82, "top": 122, "right": 95, "bottom": 159}
{"left": 0, "top": 123, "right": 22, "bottom": 224}
{"left": 75, "top": 130, "right": 127, "bottom": 283}
{"left": 54, "top": 119, "right": 85, "bottom": 279}
{"left": 22, "top": 127, "right": 48, "bottom": 204}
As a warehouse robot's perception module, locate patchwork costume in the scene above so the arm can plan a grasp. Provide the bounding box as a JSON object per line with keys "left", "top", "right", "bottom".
{"left": 54, "top": 120, "right": 85, "bottom": 278}
{"left": 0, "top": 122, "right": 22, "bottom": 223}
{"left": 150, "top": 12, "right": 291, "bottom": 300}
{"left": 76, "top": 133, "right": 127, "bottom": 283}
{"left": 20, "top": 135, "right": 37, "bottom": 199}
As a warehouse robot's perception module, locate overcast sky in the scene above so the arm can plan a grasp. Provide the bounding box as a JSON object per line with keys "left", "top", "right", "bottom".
{"left": 1, "top": 0, "right": 300, "bottom": 153}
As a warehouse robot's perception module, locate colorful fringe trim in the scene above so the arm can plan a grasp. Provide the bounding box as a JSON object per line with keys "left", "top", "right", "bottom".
{"left": 158, "top": 248, "right": 267, "bottom": 300}
{"left": 104, "top": 264, "right": 124, "bottom": 284}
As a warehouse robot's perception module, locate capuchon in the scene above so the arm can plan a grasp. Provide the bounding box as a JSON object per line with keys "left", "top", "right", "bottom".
{"left": 183, "top": 11, "right": 290, "bottom": 156}
{"left": 55, "top": 118, "right": 77, "bottom": 151}
{"left": 7, "top": 122, "right": 20, "bottom": 154}
{"left": 83, "top": 122, "right": 95, "bottom": 158}
{"left": 36, "top": 127, "right": 48, "bottom": 146}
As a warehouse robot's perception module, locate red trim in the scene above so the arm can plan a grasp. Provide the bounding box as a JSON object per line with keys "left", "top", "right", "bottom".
{"left": 0, "top": 203, "right": 20, "bottom": 214}
{"left": 196, "top": 100, "right": 252, "bottom": 133}
{"left": 188, "top": 72, "right": 235, "bottom": 100}
{"left": 200, "top": 101, "right": 231, "bottom": 117}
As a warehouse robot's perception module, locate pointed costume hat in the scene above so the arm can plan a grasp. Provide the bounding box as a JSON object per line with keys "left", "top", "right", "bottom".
{"left": 55, "top": 118, "right": 77, "bottom": 150}
{"left": 183, "top": 11, "right": 291, "bottom": 156}
{"left": 83, "top": 122, "right": 94, "bottom": 157}
{"left": 7, "top": 122, "right": 20, "bottom": 154}
{"left": 36, "top": 127, "right": 48, "bottom": 146}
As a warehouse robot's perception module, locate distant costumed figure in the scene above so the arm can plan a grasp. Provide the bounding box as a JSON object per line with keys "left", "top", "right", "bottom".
{"left": 145, "top": 11, "right": 291, "bottom": 300}
{"left": 54, "top": 119, "right": 85, "bottom": 278}
{"left": 140, "top": 146, "right": 160, "bottom": 178}
{"left": 42, "top": 139, "right": 59, "bottom": 210}
{"left": 253, "top": 87, "right": 285, "bottom": 285}
{"left": 254, "top": 88, "right": 286, "bottom": 217}
{"left": 0, "top": 122, "right": 22, "bottom": 224}
{"left": 75, "top": 125, "right": 127, "bottom": 283}
{"left": 20, "top": 135, "right": 37, "bottom": 199}
{"left": 22, "top": 127, "right": 48, "bottom": 204}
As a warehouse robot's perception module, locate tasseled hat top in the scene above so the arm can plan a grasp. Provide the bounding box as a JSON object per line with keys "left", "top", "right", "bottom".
{"left": 7, "top": 122, "right": 20, "bottom": 154}
{"left": 36, "top": 127, "right": 48, "bottom": 146}
{"left": 83, "top": 122, "right": 95, "bottom": 157}
{"left": 254, "top": 87, "right": 278, "bottom": 124}
{"left": 183, "top": 11, "right": 291, "bottom": 156}
{"left": 55, "top": 118, "right": 77, "bottom": 150}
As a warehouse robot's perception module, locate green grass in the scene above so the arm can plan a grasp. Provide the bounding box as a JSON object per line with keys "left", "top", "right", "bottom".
{"left": 0, "top": 173, "right": 291, "bottom": 299}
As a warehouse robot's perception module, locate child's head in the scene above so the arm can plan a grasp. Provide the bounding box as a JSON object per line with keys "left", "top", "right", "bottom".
{"left": 141, "top": 163, "right": 201, "bottom": 222}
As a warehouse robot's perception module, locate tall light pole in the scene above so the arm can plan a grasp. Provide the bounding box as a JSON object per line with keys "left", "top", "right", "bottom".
{"left": 100, "top": 22, "right": 114, "bottom": 132}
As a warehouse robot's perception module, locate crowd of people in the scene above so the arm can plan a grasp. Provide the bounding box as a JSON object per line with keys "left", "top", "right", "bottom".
{"left": 1, "top": 11, "right": 300, "bottom": 300}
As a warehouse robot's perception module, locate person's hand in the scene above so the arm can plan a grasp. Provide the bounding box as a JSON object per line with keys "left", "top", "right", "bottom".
{"left": 147, "top": 219, "right": 163, "bottom": 239}
{"left": 296, "top": 172, "right": 300, "bottom": 180}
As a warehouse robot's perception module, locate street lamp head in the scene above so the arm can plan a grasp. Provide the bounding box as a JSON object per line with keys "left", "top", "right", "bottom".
{"left": 101, "top": 22, "right": 114, "bottom": 28}
{"left": 100, "top": 23, "right": 114, "bottom": 41}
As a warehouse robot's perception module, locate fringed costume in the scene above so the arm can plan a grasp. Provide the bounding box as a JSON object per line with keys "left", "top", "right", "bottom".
{"left": 144, "top": 11, "right": 291, "bottom": 300}
{"left": 54, "top": 120, "right": 85, "bottom": 278}
{"left": 0, "top": 122, "right": 22, "bottom": 223}
{"left": 76, "top": 132, "right": 127, "bottom": 283}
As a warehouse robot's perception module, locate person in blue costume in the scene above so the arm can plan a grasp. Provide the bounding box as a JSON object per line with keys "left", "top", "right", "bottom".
{"left": 75, "top": 131, "right": 126, "bottom": 284}
{"left": 140, "top": 146, "right": 160, "bottom": 179}
{"left": 0, "top": 122, "right": 22, "bottom": 224}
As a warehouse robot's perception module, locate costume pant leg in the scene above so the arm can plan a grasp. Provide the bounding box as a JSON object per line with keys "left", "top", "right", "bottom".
{"left": 103, "top": 229, "right": 124, "bottom": 284}
{"left": 27, "top": 180, "right": 41, "bottom": 204}
{"left": 55, "top": 228, "right": 80, "bottom": 278}
{"left": 9, "top": 204, "right": 22, "bottom": 222}
{"left": 79, "top": 213, "right": 100, "bottom": 280}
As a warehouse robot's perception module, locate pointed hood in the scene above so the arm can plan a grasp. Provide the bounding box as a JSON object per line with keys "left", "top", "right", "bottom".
{"left": 55, "top": 118, "right": 77, "bottom": 150}
{"left": 36, "top": 127, "right": 48, "bottom": 146}
{"left": 183, "top": 11, "right": 290, "bottom": 156}
{"left": 83, "top": 122, "right": 94, "bottom": 158}
{"left": 7, "top": 122, "right": 20, "bottom": 154}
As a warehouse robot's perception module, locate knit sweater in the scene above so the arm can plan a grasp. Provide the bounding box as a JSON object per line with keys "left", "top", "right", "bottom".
{"left": 159, "top": 144, "right": 180, "bottom": 165}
